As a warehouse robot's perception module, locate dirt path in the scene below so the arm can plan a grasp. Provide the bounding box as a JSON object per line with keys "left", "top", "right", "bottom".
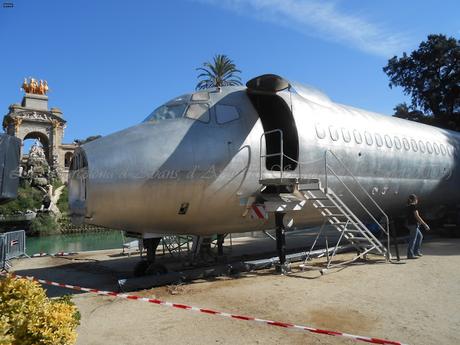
{"left": 65, "top": 238, "right": 460, "bottom": 345}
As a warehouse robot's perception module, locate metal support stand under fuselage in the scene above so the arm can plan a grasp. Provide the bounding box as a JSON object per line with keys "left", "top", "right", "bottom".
{"left": 217, "top": 234, "right": 225, "bottom": 256}
{"left": 145, "top": 237, "right": 161, "bottom": 264}
{"left": 275, "top": 212, "right": 290, "bottom": 274}
{"left": 134, "top": 237, "right": 167, "bottom": 277}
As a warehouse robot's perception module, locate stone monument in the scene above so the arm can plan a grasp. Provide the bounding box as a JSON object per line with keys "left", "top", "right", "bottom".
{"left": 2, "top": 78, "right": 77, "bottom": 182}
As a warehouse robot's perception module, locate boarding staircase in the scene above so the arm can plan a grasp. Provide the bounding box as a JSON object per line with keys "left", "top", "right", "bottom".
{"left": 258, "top": 130, "right": 391, "bottom": 272}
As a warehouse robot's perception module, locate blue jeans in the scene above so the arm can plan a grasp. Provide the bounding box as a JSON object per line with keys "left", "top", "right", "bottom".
{"left": 407, "top": 225, "right": 423, "bottom": 257}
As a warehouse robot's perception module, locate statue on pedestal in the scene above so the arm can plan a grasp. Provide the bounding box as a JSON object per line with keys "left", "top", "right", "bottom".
{"left": 30, "top": 139, "right": 46, "bottom": 159}
{"left": 21, "top": 77, "right": 49, "bottom": 95}
{"left": 24, "top": 140, "right": 50, "bottom": 187}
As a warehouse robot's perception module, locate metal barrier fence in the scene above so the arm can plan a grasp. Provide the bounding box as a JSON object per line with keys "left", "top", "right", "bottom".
{"left": 0, "top": 230, "right": 28, "bottom": 271}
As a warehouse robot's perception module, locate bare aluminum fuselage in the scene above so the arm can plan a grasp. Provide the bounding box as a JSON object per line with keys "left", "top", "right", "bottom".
{"left": 69, "top": 82, "right": 460, "bottom": 236}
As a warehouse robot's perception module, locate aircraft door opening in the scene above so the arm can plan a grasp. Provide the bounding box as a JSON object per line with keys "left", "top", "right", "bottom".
{"left": 246, "top": 75, "right": 299, "bottom": 172}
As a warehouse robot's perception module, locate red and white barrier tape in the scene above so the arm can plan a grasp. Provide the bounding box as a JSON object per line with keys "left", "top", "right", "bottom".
{"left": 31, "top": 252, "right": 49, "bottom": 257}
{"left": 31, "top": 252, "right": 77, "bottom": 258}
{"left": 53, "top": 252, "right": 77, "bottom": 257}
{"left": 0, "top": 273, "right": 406, "bottom": 345}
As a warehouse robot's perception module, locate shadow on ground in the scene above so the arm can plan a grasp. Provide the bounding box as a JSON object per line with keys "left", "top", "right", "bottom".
{"left": 10, "top": 235, "right": 460, "bottom": 298}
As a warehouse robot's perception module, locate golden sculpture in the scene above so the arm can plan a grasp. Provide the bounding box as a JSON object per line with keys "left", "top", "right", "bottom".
{"left": 13, "top": 118, "right": 23, "bottom": 132}
{"left": 22, "top": 77, "right": 49, "bottom": 95}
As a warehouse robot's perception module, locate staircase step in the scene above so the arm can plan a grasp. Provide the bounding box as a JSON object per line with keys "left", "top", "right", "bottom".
{"left": 324, "top": 214, "right": 349, "bottom": 218}
{"left": 317, "top": 206, "right": 339, "bottom": 209}
{"left": 259, "top": 178, "right": 319, "bottom": 186}
{"left": 313, "top": 204, "right": 338, "bottom": 209}
{"left": 279, "top": 193, "right": 305, "bottom": 202}
{"left": 348, "top": 236, "right": 371, "bottom": 241}
{"left": 298, "top": 184, "right": 320, "bottom": 191}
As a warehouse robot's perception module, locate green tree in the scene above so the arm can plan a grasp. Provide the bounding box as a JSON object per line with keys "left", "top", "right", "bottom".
{"left": 29, "top": 213, "right": 59, "bottom": 235}
{"left": 196, "top": 54, "right": 242, "bottom": 90}
{"left": 392, "top": 102, "right": 428, "bottom": 123}
{"left": 0, "top": 182, "right": 42, "bottom": 216}
{"left": 383, "top": 34, "right": 460, "bottom": 130}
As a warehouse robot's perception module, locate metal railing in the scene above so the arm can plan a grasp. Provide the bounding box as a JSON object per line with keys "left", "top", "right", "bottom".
{"left": 323, "top": 150, "right": 390, "bottom": 259}
{"left": 0, "top": 230, "right": 29, "bottom": 271}
{"left": 259, "top": 131, "right": 390, "bottom": 259}
{"left": 260, "top": 129, "right": 284, "bottom": 180}
{"left": 259, "top": 129, "right": 303, "bottom": 182}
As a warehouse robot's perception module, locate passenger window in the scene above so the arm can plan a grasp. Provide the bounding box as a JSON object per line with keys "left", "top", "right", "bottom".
{"left": 315, "top": 123, "right": 326, "bottom": 139}
{"left": 341, "top": 128, "right": 351, "bottom": 143}
{"left": 440, "top": 144, "right": 447, "bottom": 156}
{"left": 394, "top": 136, "right": 402, "bottom": 150}
{"left": 384, "top": 135, "right": 393, "bottom": 148}
{"left": 364, "top": 132, "right": 373, "bottom": 145}
{"left": 402, "top": 138, "right": 410, "bottom": 151}
{"left": 375, "top": 134, "right": 383, "bottom": 147}
{"left": 433, "top": 143, "right": 440, "bottom": 155}
{"left": 448, "top": 145, "right": 454, "bottom": 157}
{"left": 418, "top": 140, "right": 426, "bottom": 153}
{"left": 410, "top": 139, "right": 418, "bottom": 152}
{"left": 426, "top": 142, "right": 433, "bottom": 154}
{"left": 353, "top": 130, "right": 362, "bottom": 144}
{"left": 185, "top": 104, "right": 210, "bottom": 123}
{"left": 329, "top": 126, "right": 339, "bottom": 141}
{"left": 216, "top": 105, "right": 239, "bottom": 124}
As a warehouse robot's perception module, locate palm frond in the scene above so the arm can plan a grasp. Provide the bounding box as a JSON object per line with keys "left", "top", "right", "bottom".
{"left": 195, "top": 54, "right": 242, "bottom": 90}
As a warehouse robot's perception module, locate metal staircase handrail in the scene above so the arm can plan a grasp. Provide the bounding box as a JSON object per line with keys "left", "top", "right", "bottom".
{"left": 325, "top": 166, "right": 388, "bottom": 237}
{"left": 324, "top": 150, "right": 390, "bottom": 259}
{"left": 260, "top": 130, "right": 310, "bottom": 182}
{"left": 310, "top": 187, "right": 385, "bottom": 254}
{"left": 326, "top": 188, "right": 387, "bottom": 255}
{"left": 260, "top": 129, "right": 285, "bottom": 181}
{"left": 258, "top": 130, "right": 390, "bottom": 259}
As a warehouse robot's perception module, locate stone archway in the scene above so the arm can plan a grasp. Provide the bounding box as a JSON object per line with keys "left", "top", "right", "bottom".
{"left": 23, "top": 131, "right": 50, "bottom": 162}
{"left": 64, "top": 151, "right": 73, "bottom": 168}
{"left": 2, "top": 90, "right": 76, "bottom": 181}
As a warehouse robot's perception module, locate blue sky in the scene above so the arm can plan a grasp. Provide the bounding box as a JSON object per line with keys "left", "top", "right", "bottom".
{"left": 1, "top": 0, "right": 459, "bottom": 144}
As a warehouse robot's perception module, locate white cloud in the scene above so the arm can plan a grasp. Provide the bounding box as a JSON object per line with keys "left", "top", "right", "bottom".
{"left": 197, "top": 0, "right": 410, "bottom": 57}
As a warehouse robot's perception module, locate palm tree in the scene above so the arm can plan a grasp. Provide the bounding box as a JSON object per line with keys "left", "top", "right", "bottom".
{"left": 196, "top": 54, "right": 242, "bottom": 90}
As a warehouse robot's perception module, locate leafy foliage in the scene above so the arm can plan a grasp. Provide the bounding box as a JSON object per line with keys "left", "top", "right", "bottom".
{"left": 29, "top": 213, "right": 59, "bottom": 235}
{"left": 54, "top": 295, "right": 81, "bottom": 323}
{"left": 196, "top": 54, "right": 242, "bottom": 90}
{"left": 0, "top": 275, "right": 79, "bottom": 345}
{"left": 393, "top": 102, "right": 429, "bottom": 123}
{"left": 0, "top": 182, "right": 42, "bottom": 216}
{"left": 57, "top": 186, "right": 69, "bottom": 214}
{"left": 383, "top": 34, "right": 460, "bottom": 130}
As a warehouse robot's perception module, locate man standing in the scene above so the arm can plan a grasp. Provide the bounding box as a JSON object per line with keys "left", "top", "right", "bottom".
{"left": 406, "top": 194, "right": 430, "bottom": 259}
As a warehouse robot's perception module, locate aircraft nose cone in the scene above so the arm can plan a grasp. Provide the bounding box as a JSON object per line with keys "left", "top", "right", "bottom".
{"left": 68, "top": 121, "right": 195, "bottom": 229}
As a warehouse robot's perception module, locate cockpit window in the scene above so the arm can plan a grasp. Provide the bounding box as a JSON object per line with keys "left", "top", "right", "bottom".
{"left": 185, "top": 104, "right": 210, "bottom": 122}
{"left": 170, "top": 94, "right": 191, "bottom": 103}
{"left": 216, "top": 105, "right": 239, "bottom": 124}
{"left": 145, "top": 103, "right": 188, "bottom": 122}
{"left": 143, "top": 92, "right": 213, "bottom": 123}
{"left": 191, "top": 92, "right": 210, "bottom": 101}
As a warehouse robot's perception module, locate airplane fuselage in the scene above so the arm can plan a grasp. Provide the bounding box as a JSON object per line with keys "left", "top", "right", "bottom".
{"left": 69, "top": 76, "right": 460, "bottom": 236}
